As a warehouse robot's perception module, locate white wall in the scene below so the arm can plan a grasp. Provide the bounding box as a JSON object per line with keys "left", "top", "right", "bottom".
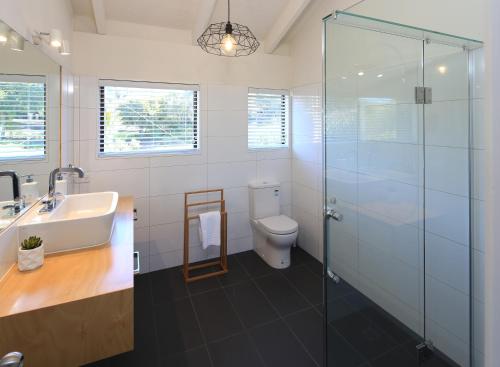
{"left": 71, "top": 27, "right": 292, "bottom": 273}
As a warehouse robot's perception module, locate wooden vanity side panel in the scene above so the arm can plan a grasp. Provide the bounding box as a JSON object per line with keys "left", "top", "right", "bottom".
{"left": 0, "top": 288, "right": 133, "bottom": 366}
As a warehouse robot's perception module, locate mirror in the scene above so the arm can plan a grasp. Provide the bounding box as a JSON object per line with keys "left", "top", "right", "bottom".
{"left": 0, "top": 20, "right": 61, "bottom": 232}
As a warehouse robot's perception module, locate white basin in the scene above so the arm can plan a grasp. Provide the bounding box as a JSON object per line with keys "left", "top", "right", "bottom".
{"left": 18, "top": 192, "right": 119, "bottom": 254}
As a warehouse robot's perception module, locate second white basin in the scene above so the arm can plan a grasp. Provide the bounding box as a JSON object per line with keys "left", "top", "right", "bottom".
{"left": 18, "top": 192, "right": 119, "bottom": 254}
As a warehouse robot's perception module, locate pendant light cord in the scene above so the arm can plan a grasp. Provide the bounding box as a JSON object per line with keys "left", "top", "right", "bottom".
{"left": 227, "top": 0, "right": 231, "bottom": 22}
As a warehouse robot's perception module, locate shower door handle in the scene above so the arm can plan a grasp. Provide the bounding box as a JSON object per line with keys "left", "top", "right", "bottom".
{"left": 325, "top": 208, "right": 343, "bottom": 222}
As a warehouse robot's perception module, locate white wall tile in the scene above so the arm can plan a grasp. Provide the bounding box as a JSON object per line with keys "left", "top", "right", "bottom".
{"left": 425, "top": 100, "right": 469, "bottom": 148}
{"left": 150, "top": 164, "right": 207, "bottom": 196}
{"left": 292, "top": 183, "right": 318, "bottom": 216}
{"left": 292, "top": 159, "right": 319, "bottom": 190}
{"left": 427, "top": 277, "right": 469, "bottom": 344}
{"left": 227, "top": 212, "right": 252, "bottom": 240}
{"left": 425, "top": 189, "right": 469, "bottom": 245}
{"left": 149, "top": 194, "right": 184, "bottom": 225}
{"left": 425, "top": 146, "right": 468, "bottom": 197}
{"left": 207, "top": 84, "right": 248, "bottom": 111}
{"left": 207, "top": 136, "right": 256, "bottom": 163}
{"left": 88, "top": 168, "right": 149, "bottom": 198}
{"left": 208, "top": 161, "right": 257, "bottom": 189}
{"left": 79, "top": 76, "right": 99, "bottom": 108}
{"left": 426, "top": 232, "right": 469, "bottom": 293}
{"left": 325, "top": 167, "right": 357, "bottom": 205}
{"left": 207, "top": 110, "right": 248, "bottom": 137}
{"left": 257, "top": 159, "right": 291, "bottom": 184}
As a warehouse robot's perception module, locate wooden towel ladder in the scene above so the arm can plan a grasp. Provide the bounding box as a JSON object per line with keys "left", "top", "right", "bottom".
{"left": 183, "top": 189, "right": 228, "bottom": 282}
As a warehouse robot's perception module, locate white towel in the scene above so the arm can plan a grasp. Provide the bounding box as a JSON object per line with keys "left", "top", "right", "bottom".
{"left": 198, "top": 211, "right": 221, "bottom": 249}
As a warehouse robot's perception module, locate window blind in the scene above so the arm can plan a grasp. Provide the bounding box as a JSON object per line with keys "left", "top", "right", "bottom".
{"left": 248, "top": 88, "right": 289, "bottom": 149}
{"left": 99, "top": 80, "right": 199, "bottom": 156}
{"left": 0, "top": 75, "right": 46, "bottom": 160}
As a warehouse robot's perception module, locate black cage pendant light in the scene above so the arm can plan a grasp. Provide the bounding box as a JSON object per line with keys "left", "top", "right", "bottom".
{"left": 197, "top": 0, "right": 259, "bottom": 57}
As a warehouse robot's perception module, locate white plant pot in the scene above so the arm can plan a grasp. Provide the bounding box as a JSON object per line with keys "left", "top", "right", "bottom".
{"left": 18, "top": 243, "right": 44, "bottom": 271}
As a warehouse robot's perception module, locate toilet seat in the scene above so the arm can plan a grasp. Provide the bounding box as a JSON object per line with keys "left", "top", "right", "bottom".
{"left": 258, "top": 215, "right": 298, "bottom": 235}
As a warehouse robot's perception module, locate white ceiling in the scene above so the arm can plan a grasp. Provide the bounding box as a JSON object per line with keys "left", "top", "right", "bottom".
{"left": 71, "top": 0, "right": 292, "bottom": 40}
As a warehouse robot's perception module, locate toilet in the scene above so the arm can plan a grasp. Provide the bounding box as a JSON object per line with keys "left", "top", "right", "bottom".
{"left": 249, "top": 181, "right": 298, "bottom": 269}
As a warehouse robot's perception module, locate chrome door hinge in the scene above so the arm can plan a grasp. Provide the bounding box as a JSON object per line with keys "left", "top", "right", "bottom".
{"left": 415, "top": 86, "right": 432, "bottom": 104}
{"left": 327, "top": 268, "right": 340, "bottom": 284}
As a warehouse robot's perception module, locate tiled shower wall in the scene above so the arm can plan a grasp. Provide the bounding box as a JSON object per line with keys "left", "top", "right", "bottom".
{"left": 292, "top": 36, "right": 485, "bottom": 366}
{"left": 72, "top": 77, "right": 292, "bottom": 273}
{"left": 291, "top": 83, "right": 323, "bottom": 261}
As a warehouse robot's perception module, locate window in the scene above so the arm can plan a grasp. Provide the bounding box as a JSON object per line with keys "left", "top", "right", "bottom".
{"left": 0, "top": 75, "right": 46, "bottom": 160}
{"left": 248, "top": 88, "right": 289, "bottom": 149}
{"left": 99, "top": 80, "right": 199, "bottom": 156}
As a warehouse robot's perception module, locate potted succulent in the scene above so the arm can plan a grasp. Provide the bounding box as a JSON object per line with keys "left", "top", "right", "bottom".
{"left": 18, "top": 236, "right": 44, "bottom": 271}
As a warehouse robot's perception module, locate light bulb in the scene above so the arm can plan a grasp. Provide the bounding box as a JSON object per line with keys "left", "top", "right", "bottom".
{"left": 0, "top": 23, "right": 9, "bottom": 45}
{"left": 59, "top": 40, "right": 71, "bottom": 55}
{"left": 50, "top": 29, "right": 62, "bottom": 48}
{"left": 10, "top": 32, "right": 24, "bottom": 51}
{"left": 221, "top": 33, "right": 237, "bottom": 56}
{"left": 358, "top": 71, "right": 365, "bottom": 76}
{"left": 438, "top": 65, "right": 447, "bottom": 74}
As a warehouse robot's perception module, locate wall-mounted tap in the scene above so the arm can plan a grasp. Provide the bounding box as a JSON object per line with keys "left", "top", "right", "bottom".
{"left": 0, "top": 171, "right": 20, "bottom": 200}
{"left": 41, "top": 166, "right": 85, "bottom": 212}
{"left": 0, "top": 171, "right": 24, "bottom": 214}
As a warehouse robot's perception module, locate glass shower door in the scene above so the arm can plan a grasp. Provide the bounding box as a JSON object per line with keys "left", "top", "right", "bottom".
{"left": 323, "top": 17, "right": 426, "bottom": 367}
{"left": 323, "top": 11, "right": 478, "bottom": 367}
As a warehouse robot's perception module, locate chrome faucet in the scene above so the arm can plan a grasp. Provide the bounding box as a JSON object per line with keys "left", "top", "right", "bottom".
{"left": 43, "top": 166, "right": 85, "bottom": 212}
{"left": 0, "top": 351, "right": 23, "bottom": 367}
{"left": 0, "top": 171, "right": 24, "bottom": 214}
{"left": 0, "top": 171, "right": 20, "bottom": 200}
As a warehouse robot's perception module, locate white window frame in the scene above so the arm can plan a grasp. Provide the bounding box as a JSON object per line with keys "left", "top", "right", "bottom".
{"left": 98, "top": 79, "right": 200, "bottom": 158}
{"left": 248, "top": 87, "right": 290, "bottom": 151}
{"left": 0, "top": 74, "right": 47, "bottom": 162}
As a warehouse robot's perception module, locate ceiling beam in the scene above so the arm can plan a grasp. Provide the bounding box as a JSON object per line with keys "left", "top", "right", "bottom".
{"left": 192, "top": 0, "right": 217, "bottom": 45}
{"left": 264, "top": 0, "right": 311, "bottom": 53}
{"left": 91, "top": 0, "right": 107, "bottom": 35}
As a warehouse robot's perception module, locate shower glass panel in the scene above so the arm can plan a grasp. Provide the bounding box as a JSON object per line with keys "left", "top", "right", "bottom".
{"left": 323, "top": 11, "right": 482, "bottom": 367}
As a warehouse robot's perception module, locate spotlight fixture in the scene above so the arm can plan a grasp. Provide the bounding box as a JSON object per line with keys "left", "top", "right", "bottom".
{"left": 9, "top": 32, "right": 24, "bottom": 52}
{"left": 0, "top": 22, "right": 9, "bottom": 45}
{"left": 32, "top": 28, "right": 70, "bottom": 56}
{"left": 49, "top": 29, "right": 62, "bottom": 48}
{"left": 197, "top": 0, "right": 259, "bottom": 57}
{"left": 59, "top": 40, "right": 71, "bottom": 55}
{"left": 358, "top": 71, "right": 365, "bottom": 76}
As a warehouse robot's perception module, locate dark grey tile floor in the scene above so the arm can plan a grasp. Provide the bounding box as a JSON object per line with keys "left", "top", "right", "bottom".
{"left": 85, "top": 247, "right": 455, "bottom": 367}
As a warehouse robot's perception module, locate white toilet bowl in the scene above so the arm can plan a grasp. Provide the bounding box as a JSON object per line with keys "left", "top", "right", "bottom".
{"left": 251, "top": 215, "right": 298, "bottom": 269}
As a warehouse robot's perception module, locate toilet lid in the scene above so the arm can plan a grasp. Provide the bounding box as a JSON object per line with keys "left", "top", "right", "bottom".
{"left": 258, "top": 215, "right": 298, "bottom": 235}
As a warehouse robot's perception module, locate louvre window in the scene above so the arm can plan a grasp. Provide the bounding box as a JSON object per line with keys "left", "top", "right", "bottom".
{"left": 248, "top": 88, "right": 289, "bottom": 149}
{"left": 0, "top": 75, "right": 46, "bottom": 160}
{"left": 99, "top": 80, "right": 199, "bottom": 156}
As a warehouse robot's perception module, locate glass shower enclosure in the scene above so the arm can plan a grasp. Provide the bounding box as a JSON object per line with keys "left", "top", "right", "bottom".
{"left": 323, "top": 11, "right": 483, "bottom": 367}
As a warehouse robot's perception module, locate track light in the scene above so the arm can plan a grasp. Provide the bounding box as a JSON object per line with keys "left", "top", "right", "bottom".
{"left": 10, "top": 32, "right": 24, "bottom": 52}
{"left": 32, "top": 28, "right": 70, "bottom": 56}
{"left": 49, "top": 29, "right": 62, "bottom": 48}
{"left": 59, "top": 40, "right": 71, "bottom": 55}
{"left": 0, "top": 23, "right": 9, "bottom": 45}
